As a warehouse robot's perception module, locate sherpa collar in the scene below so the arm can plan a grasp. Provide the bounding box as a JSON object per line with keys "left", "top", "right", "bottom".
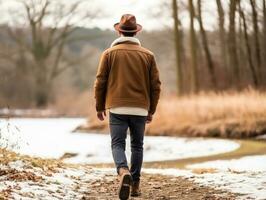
{"left": 110, "top": 36, "right": 141, "bottom": 47}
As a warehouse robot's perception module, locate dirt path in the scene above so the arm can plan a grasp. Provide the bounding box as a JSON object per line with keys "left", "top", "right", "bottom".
{"left": 81, "top": 173, "right": 236, "bottom": 200}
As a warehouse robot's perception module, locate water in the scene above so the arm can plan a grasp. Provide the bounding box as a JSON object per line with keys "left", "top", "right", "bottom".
{"left": 0, "top": 118, "right": 240, "bottom": 164}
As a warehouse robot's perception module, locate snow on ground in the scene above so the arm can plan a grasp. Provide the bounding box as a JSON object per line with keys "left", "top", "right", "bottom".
{"left": 0, "top": 108, "right": 56, "bottom": 117}
{"left": 187, "top": 155, "right": 266, "bottom": 172}
{"left": 257, "top": 134, "right": 266, "bottom": 140}
{"left": 2, "top": 159, "right": 265, "bottom": 200}
{"left": 0, "top": 118, "right": 240, "bottom": 164}
{"left": 191, "top": 170, "right": 266, "bottom": 200}
{"left": 0, "top": 160, "right": 115, "bottom": 200}
{"left": 145, "top": 155, "right": 266, "bottom": 200}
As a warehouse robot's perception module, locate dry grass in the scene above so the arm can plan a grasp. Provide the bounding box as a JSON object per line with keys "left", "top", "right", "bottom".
{"left": 147, "top": 89, "right": 266, "bottom": 138}
{"left": 49, "top": 90, "right": 92, "bottom": 117}
{"left": 0, "top": 148, "right": 64, "bottom": 171}
{"left": 81, "top": 89, "right": 266, "bottom": 138}
{"left": 191, "top": 168, "right": 218, "bottom": 174}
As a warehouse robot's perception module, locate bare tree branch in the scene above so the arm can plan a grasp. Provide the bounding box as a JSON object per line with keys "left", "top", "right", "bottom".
{"left": 5, "top": 0, "right": 96, "bottom": 106}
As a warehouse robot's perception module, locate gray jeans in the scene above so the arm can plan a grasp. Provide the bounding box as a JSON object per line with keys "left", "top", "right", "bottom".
{"left": 109, "top": 112, "right": 146, "bottom": 182}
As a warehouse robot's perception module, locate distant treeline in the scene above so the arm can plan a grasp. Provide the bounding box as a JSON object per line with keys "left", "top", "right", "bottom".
{"left": 172, "top": 0, "right": 266, "bottom": 94}
{"left": 0, "top": 0, "right": 265, "bottom": 108}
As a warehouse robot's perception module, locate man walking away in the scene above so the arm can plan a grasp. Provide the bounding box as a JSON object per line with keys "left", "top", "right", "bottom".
{"left": 94, "top": 14, "right": 161, "bottom": 200}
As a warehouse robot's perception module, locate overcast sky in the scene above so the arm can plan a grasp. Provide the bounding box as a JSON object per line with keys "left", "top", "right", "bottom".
{"left": 0, "top": 0, "right": 223, "bottom": 31}
{"left": 90, "top": 0, "right": 168, "bottom": 30}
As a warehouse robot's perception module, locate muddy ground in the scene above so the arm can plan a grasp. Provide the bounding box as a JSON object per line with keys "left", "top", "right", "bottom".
{"left": 81, "top": 173, "right": 236, "bottom": 200}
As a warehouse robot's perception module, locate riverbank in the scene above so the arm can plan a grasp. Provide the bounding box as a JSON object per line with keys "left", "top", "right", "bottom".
{"left": 78, "top": 90, "right": 266, "bottom": 139}
{"left": 2, "top": 90, "right": 266, "bottom": 139}
{"left": 91, "top": 139, "right": 266, "bottom": 169}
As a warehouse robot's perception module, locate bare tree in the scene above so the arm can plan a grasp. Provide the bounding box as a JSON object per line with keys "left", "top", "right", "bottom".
{"left": 263, "top": 0, "right": 266, "bottom": 73}
{"left": 216, "top": 0, "right": 228, "bottom": 79}
{"left": 228, "top": 0, "right": 240, "bottom": 86}
{"left": 7, "top": 0, "right": 95, "bottom": 106}
{"left": 249, "top": 0, "right": 261, "bottom": 75}
{"left": 197, "top": 0, "right": 217, "bottom": 89}
{"left": 172, "top": 0, "right": 182, "bottom": 95}
{"left": 239, "top": 3, "right": 258, "bottom": 87}
{"left": 237, "top": 3, "right": 246, "bottom": 76}
{"left": 188, "top": 0, "right": 198, "bottom": 93}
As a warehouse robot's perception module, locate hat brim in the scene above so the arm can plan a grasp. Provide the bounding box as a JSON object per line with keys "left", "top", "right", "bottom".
{"left": 114, "top": 23, "right": 142, "bottom": 33}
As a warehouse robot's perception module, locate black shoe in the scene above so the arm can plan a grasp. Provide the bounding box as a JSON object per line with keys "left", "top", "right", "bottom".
{"left": 118, "top": 173, "right": 132, "bottom": 200}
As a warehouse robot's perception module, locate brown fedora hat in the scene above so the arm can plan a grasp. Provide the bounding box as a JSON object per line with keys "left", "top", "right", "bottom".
{"left": 114, "top": 14, "right": 142, "bottom": 33}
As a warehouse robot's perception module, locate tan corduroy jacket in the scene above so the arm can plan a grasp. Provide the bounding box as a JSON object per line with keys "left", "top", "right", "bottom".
{"left": 94, "top": 41, "right": 161, "bottom": 115}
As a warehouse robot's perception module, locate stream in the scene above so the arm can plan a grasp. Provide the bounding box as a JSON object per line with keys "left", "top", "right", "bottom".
{"left": 0, "top": 118, "right": 240, "bottom": 164}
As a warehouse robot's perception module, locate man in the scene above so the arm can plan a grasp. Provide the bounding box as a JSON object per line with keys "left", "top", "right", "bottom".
{"left": 94, "top": 14, "right": 161, "bottom": 200}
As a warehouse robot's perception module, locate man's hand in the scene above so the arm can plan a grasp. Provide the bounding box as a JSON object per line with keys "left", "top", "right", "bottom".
{"left": 146, "top": 113, "right": 153, "bottom": 124}
{"left": 97, "top": 110, "right": 106, "bottom": 121}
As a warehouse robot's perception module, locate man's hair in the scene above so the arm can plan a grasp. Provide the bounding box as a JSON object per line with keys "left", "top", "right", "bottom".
{"left": 121, "top": 32, "right": 136, "bottom": 37}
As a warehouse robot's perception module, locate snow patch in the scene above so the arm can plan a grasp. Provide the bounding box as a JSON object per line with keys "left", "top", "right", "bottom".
{"left": 257, "top": 134, "right": 266, "bottom": 140}
{"left": 187, "top": 155, "right": 266, "bottom": 172}
{"left": 0, "top": 118, "right": 240, "bottom": 164}
{"left": 0, "top": 161, "right": 114, "bottom": 200}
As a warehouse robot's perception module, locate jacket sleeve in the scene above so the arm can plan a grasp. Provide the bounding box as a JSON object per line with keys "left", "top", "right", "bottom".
{"left": 94, "top": 51, "right": 109, "bottom": 112}
{"left": 149, "top": 55, "right": 161, "bottom": 115}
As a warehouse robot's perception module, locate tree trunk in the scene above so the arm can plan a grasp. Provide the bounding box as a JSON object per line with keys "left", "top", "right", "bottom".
{"left": 216, "top": 0, "right": 228, "bottom": 78}
{"left": 263, "top": 0, "right": 266, "bottom": 76}
{"left": 179, "top": 27, "right": 186, "bottom": 93}
{"left": 35, "top": 80, "right": 51, "bottom": 107}
{"left": 197, "top": 0, "right": 217, "bottom": 89}
{"left": 250, "top": 0, "right": 261, "bottom": 75}
{"left": 34, "top": 59, "right": 50, "bottom": 107}
{"left": 228, "top": 0, "right": 240, "bottom": 87}
{"left": 237, "top": 5, "right": 246, "bottom": 75}
{"left": 239, "top": 5, "right": 258, "bottom": 87}
{"left": 188, "top": 0, "right": 198, "bottom": 93}
{"left": 172, "top": 0, "right": 182, "bottom": 95}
